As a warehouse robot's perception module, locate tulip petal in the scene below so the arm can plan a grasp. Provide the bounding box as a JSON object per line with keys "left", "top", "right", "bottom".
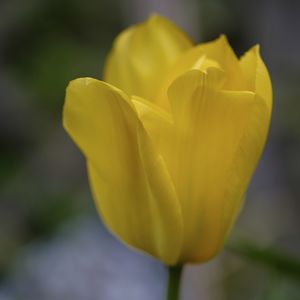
{"left": 132, "top": 95, "right": 175, "bottom": 153}
{"left": 167, "top": 68, "right": 270, "bottom": 263}
{"left": 197, "top": 35, "right": 248, "bottom": 90}
{"left": 63, "top": 78, "right": 183, "bottom": 265}
{"left": 104, "top": 14, "right": 192, "bottom": 102}
{"left": 157, "top": 35, "right": 247, "bottom": 108}
{"left": 240, "top": 45, "right": 272, "bottom": 112}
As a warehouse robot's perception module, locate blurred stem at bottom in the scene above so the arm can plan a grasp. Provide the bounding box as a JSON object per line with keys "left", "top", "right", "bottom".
{"left": 167, "top": 265, "right": 183, "bottom": 300}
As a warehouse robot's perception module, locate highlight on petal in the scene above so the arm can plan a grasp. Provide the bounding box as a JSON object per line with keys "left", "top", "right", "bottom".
{"left": 166, "top": 68, "right": 270, "bottom": 263}
{"left": 103, "top": 14, "right": 193, "bottom": 102}
{"left": 240, "top": 45, "right": 272, "bottom": 113}
{"left": 63, "top": 78, "right": 183, "bottom": 265}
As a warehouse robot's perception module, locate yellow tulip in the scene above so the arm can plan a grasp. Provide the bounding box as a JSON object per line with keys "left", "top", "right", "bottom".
{"left": 63, "top": 14, "right": 272, "bottom": 265}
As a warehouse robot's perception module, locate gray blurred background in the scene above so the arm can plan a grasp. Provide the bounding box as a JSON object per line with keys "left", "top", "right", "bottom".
{"left": 0, "top": 0, "right": 299, "bottom": 299}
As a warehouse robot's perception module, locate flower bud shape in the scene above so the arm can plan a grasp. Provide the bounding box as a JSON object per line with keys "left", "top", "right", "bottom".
{"left": 63, "top": 14, "right": 272, "bottom": 265}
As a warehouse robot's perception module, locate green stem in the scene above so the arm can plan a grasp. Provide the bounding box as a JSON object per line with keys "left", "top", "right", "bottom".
{"left": 167, "top": 265, "right": 183, "bottom": 300}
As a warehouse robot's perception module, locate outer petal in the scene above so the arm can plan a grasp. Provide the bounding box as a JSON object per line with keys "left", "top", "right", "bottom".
{"left": 63, "top": 78, "right": 183, "bottom": 265}
{"left": 156, "top": 35, "right": 248, "bottom": 108}
{"left": 103, "top": 14, "right": 192, "bottom": 101}
{"left": 240, "top": 45, "right": 272, "bottom": 112}
{"left": 167, "top": 68, "right": 270, "bottom": 263}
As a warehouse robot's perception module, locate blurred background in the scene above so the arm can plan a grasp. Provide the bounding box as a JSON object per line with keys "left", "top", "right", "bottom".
{"left": 0, "top": 0, "right": 299, "bottom": 299}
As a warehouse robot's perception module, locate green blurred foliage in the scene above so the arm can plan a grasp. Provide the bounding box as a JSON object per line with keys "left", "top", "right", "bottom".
{"left": 4, "top": 0, "right": 122, "bottom": 115}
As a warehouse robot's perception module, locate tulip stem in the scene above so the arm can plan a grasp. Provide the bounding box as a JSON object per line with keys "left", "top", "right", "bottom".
{"left": 167, "top": 265, "right": 183, "bottom": 300}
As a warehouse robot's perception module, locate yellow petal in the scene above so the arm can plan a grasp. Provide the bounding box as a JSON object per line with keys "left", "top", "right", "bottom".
{"left": 240, "top": 45, "right": 272, "bottom": 112}
{"left": 156, "top": 35, "right": 248, "bottom": 108}
{"left": 63, "top": 78, "right": 183, "bottom": 265}
{"left": 167, "top": 68, "right": 270, "bottom": 263}
{"left": 197, "top": 35, "right": 248, "bottom": 90}
{"left": 132, "top": 95, "right": 174, "bottom": 150}
{"left": 103, "top": 14, "right": 193, "bottom": 102}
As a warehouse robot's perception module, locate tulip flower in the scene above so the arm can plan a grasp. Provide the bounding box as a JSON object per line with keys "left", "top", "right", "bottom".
{"left": 63, "top": 14, "right": 272, "bottom": 270}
